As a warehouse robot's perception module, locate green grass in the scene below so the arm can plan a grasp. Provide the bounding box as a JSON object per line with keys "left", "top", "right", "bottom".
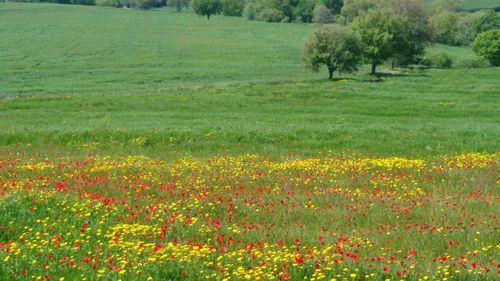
{"left": 422, "top": 0, "right": 500, "bottom": 10}
{"left": 2, "top": 67, "right": 500, "bottom": 157}
{"left": 0, "top": 3, "right": 321, "bottom": 96}
{"left": 1, "top": 3, "right": 499, "bottom": 158}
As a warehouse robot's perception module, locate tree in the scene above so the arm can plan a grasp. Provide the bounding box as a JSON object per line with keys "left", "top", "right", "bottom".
{"left": 341, "top": 0, "right": 385, "bottom": 23}
{"left": 471, "top": 10, "right": 500, "bottom": 35}
{"left": 472, "top": 29, "right": 500, "bottom": 66}
{"left": 169, "top": 0, "right": 190, "bottom": 12}
{"left": 294, "top": 0, "right": 316, "bottom": 23}
{"left": 321, "top": 0, "right": 343, "bottom": 14}
{"left": 390, "top": 0, "right": 430, "bottom": 66}
{"left": 303, "top": 26, "right": 363, "bottom": 80}
{"left": 312, "top": 3, "right": 333, "bottom": 25}
{"left": 244, "top": 3, "right": 258, "bottom": 20}
{"left": 428, "top": 10, "right": 463, "bottom": 45}
{"left": 221, "top": 0, "right": 245, "bottom": 16}
{"left": 192, "top": 0, "right": 222, "bottom": 19}
{"left": 351, "top": 9, "right": 410, "bottom": 74}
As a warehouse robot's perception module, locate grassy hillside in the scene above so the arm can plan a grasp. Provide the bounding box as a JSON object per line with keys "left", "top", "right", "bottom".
{"left": 1, "top": 3, "right": 499, "bottom": 158}
{"left": 0, "top": 3, "right": 321, "bottom": 96}
{"left": 422, "top": 0, "right": 500, "bottom": 9}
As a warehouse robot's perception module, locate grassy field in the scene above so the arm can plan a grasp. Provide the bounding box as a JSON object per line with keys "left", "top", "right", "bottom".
{"left": 422, "top": 0, "right": 500, "bottom": 9}
{"left": 0, "top": 3, "right": 321, "bottom": 96}
{"left": 2, "top": 67, "right": 500, "bottom": 157}
{"left": 1, "top": 3, "right": 499, "bottom": 157}
{"left": 0, "top": 3, "right": 499, "bottom": 281}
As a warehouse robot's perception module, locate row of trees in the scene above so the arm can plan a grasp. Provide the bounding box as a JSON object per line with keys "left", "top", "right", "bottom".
{"left": 302, "top": 1, "right": 500, "bottom": 79}
{"left": 189, "top": 0, "right": 498, "bottom": 48}
{"left": 428, "top": 5, "right": 500, "bottom": 46}
{"left": 304, "top": 0, "right": 431, "bottom": 77}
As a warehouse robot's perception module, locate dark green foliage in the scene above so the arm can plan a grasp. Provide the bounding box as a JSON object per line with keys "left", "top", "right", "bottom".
{"left": 320, "top": 0, "right": 343, "bottom": 14}
{"left": 96, "top": 0, "right": 124, "bottom": 7}
{"left": 294, "top": 0, "right": 315, "bottom": 22}
{"left": 192, "top": 0, "right": 222, "bottom": 19}
{"left": 128, "top": 0, "right": 162, "bottom": 9}
{"left": 303, "top": 26, "right": 363, "bottom": 79}
{"left": 421, "top": 52, "right": 454, "bottom": 68}
{"left": 221, "top": 0, "right": 245, "bottom": 16}
{"left": 472, "top": 29, "right": 500, "bottom": 66}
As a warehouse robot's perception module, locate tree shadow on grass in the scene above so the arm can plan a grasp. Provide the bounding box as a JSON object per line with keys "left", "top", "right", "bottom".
{"left": 357, "top": 70, "right": 431, "bottom": 82}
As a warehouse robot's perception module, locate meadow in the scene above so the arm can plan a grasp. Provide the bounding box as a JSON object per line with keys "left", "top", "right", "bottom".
{"left": 0, "top": 2, "right": 499, "bottom": 281}
{"left": 421, "top": 0, "right": 500, "bottom": 10}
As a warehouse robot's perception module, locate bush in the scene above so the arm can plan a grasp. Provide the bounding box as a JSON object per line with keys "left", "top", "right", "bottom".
{"left": 294, "top": 0, "right": 315, "bottom": 23}
{"left": 244, "top": 3, "right": 257, "bottom": 20}
{"left": 96, "top": 0, "right": 123, "bottom": 7}
{"left": 312, "top": 3, "right": 333, "bottom": 25}
{"left": 453, "top": 58, "right": 489, "bottom": 69}
{"left": 128, "top": 0, "right": 162, "bottom": 8}
{"left": 421, "top": 52, "right": 453, "bottom": 68}
{"left": 428, "top": 11, "right": 463, "bottom": 46}
{"left": 221, "top": 0, "right": 245, "bottom": 17}
{"left": 472, "top": 29, "right": 500, "bottom": 66}
{"left": 70, "top": 0, "right": 96, "bottom": 5}
{"left": 257, "top": 8, "right": 286, "bottom": 22}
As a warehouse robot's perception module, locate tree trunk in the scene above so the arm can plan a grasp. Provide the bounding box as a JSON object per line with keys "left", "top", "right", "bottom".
{"left": 371, "top": 63, "right": 377, "bottom": 75}
{"left": 207, "top": 14, "right": 210, "bottom": 20}
{"left": 328, "top": 68, "right": 334, "bottom": 80}
{"left": 392, "top": 58, "right": 395, "bottom": 70}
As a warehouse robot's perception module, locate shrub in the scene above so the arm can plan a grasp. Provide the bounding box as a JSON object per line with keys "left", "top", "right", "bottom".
{"left": 456, "top": 10, "right": 500, "bottom": 46}
{"left": 70, "top": 0, "right": 96, "bottom": 5}
{"left": 453, "top": 58, "right": 489, "bottom": 69}
{"left": 472, "top": 29, "right": 500, "bottom": 66}
{"left": 244, "top": 3, "right": 257, "bottom": 20}
{"left": 257, "top": 8, "right": 286, "bottom": 22}
{"left": 312, "top": 3, "right": 333, "bottom": 25}
{"left": 96, "top": 0, "right": 124, "bottom": 7}
{"left": 321, "top": 0, "right": 342, "bottom": 15}
{"left": 294, "top": 0, "right": 315, "bottom": 23}
{"left": 128, "top": 0, "right": 161, "bottom": 9}
{"left": 221, "top": 0, "right": 245, "bottom": 17}
{"left": 421, "top": 52, "right": 453, "bottom": 68}
{"left": 428, "top": 10, "right": 463, "bottom": 46}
